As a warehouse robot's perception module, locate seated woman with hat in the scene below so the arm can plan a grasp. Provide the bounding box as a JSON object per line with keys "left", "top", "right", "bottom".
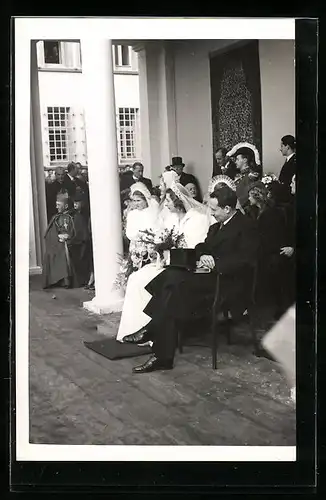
{"left": 247, "top": 178, "right": 292, "bottom": 318}
{"left": 225, "top": 143, "right": 263, "bottom": 211}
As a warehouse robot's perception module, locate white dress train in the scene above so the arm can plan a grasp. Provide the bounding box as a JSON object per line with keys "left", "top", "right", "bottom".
{"left": 116, "top": 209, "right": 211, "bottom": 341}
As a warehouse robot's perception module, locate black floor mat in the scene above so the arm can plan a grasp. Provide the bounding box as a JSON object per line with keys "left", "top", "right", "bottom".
{"left": 84, "top": 338, "right": 152, "bottom": 360}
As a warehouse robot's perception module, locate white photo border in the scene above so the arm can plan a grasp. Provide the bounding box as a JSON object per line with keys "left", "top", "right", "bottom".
{"left": 15, "top": 16, "right": 296, "bottom": 462}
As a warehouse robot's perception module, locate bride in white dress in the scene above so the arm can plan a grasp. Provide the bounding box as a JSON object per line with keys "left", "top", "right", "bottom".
{"left": 116, "top": 181, "right": 211, "bottom": 342}
{"left": 125, "top": 182, "right": 160, "bottom": 245}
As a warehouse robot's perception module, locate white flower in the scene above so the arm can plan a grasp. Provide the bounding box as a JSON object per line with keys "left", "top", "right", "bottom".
{"left": 120, "top": 262, "right": 129, "bottom": 273}
{"left": 262, "top": 173, "right": 278, "bottom": 185}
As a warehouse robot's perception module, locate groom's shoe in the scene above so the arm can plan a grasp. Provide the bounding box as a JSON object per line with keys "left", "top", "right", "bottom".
{"left": 132, "top": 355, "right": 174, "bottom": 374}
{"left": 122, "top": 327, "right": 150, "bottom": 344}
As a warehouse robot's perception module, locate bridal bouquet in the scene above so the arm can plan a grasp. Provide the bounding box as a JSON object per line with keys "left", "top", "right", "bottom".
{"left": 139, "top": 227, "right": 186, "bottom": 254}
{"left": 113, "top": 227, "right": 186, "bottom": 291}
{"left": 113, "top": 253, "right": 135, "bottom": 291}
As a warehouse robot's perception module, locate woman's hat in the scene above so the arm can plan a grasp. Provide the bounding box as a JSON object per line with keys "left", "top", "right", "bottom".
{"left": 248, "top": 181, "right": 266, "bottom": 192}
{"left": 170, "top": 156, "right": 185, "bottom": 168}
{"left": 227, "top": 142, "right": 261, "bottom": 165}
{"left": 235, "top": 147, "right": 255, "bottom": 161}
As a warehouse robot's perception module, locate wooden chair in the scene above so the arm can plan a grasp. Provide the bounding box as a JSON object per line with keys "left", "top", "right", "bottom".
{"left": 177, "top": 263, "right": 258, "bottom": 369}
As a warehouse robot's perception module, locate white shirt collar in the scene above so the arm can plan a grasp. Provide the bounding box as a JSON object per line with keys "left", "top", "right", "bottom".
{"left": 223, "top": 211, "right": 237, "bottom": 226}
{"left": 286, "top": 152, "right": 295, "bottom": 162}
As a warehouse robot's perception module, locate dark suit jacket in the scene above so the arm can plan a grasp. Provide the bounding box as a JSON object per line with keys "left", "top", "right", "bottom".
{"left": 63, "top": 174, "right": 89, "bottom": 198}
{"left": 223, "top": 161, "right": 238, "bottom": 180}
{"left": 196, "top": 212, "right": 259, "bottom": 317}
{"left": 256, "top": 206, "right": 287, "bottom": 259}
{"left": 179, "top": 171, "right": 198, "bottom": 188}
{"left": 279, "top": 154, "right": 296, "bottom": 187}
{"left": 63, "top": 174, "right": 90, "bottom": 219}
{"left": 45, "top": 181, "right": 67, "bottom": 221}
{"left": 283, "top": 197, "right": 295, "bottom": 248}
{"left": 195, "top": 211, "right": 259, "bottom": 316}
{"left": 145, "top": 211, "right": 259, "bottom": 323}
{"left": 212, "top": 161, "right": 238, "bottom": 180}
{"left": 119, "top": 171, "right": 153, "bottom": 193}
{"left": 178, "top": 171, "right": 202, "bottom": 201}
{"left": 195, "top": 211, "right": 259, "bottom": 275}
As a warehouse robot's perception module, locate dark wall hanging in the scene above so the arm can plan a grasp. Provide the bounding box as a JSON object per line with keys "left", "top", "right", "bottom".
{"left": 210, "top": 40, "right": 262, "bottom": 175}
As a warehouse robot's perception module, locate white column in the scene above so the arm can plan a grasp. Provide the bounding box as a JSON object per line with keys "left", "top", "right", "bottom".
{"left": 157, "top": 47, "right": 170, "bottom": 169}
{"left": 30, "top": 41, "right": 48, "bottom": 269}
{"left": 137, "top": 48, "right": 152, "bottom": 177}
{"left": 29, "top": 167, "right": 38, "bottom": 272}
{"left": 81, "top": 38, "right": 124, "bottom": 314}
{"left": 164, "top": 44, "right": 178, "bottom": 159}
{"left": 146, "top": 45, "right": 162, "bottom": 183}
{"left": 134, "top": 42, "right": 178, "bottom": 185}
{"left": 156, "top": 44, "right": 178, "bottom": 168}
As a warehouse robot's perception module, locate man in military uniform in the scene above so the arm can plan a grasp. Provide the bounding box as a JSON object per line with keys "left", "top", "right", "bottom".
{"left": 234, "top": 148, "right": 262, "bottom": 210}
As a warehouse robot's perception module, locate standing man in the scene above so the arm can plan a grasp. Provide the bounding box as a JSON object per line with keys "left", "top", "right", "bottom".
{"left": 45, "top": 166, "right": 69, "bottom": 222}
{"left": 279, "top": 135, "right": 296, "bottom": 196}
{"left": 213, "top": 147, "right": 225, "bottom": 176}
{"left": 64, "top": 162, "right": 90, "bottom": 220}
{"left": 214, "top": 147, "right": 238, "bottom": 179}
{"left": 64, "top": 162, "right": 88, "bottom": 198}
{"left": 69, "top": 192, "right": 91, "bottom": 287}
{"left": 234, "top": 150, "right": 254, "bottom": 209}
{"left": 120, "top": 162, "right": 153, "bottom": 193}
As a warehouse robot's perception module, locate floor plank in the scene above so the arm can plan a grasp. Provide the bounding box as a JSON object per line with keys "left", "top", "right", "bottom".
{"left": 29, "top": 275, "right": 296, "bottom": 446}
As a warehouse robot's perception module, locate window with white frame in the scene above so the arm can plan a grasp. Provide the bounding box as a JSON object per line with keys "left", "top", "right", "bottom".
{"left": 47, "top": 107, "right": 73, "bottom": 163}
{"left": 37, "top": 41, "right": 82, "bottom": 70}
{"left": 117, "top": 107, "right": 140, "bottom": 161}
{"left": 113, "top": 45, "right": 131, "bottom": 68}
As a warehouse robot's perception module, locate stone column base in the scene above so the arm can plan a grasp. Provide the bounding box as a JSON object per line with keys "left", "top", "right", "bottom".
{"left": 29, "top": 266, "right": 42, "bottom": 275}
{"left": 83, "top": 296, "right": 124, "bottom": 315}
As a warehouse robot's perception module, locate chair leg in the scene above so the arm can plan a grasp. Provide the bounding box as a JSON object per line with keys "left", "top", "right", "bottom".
{"left": 177, "top": 330, "right": 183, "bottom": 354}
{"left": 226, "top": 320, "right": 232, "bottom": 345}
{"left": 248, "top": 313, "right": 259, "bottom": 351}
{"left": 223, "top": 309, "right": 232, "bottom": 345}
{"left": 212, "top": 316, "right": 218, "bottom": 369}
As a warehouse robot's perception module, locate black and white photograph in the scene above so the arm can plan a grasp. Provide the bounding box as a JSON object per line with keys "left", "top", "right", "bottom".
{"left": 14, "top": 17, "right": 301, "bottom": 463}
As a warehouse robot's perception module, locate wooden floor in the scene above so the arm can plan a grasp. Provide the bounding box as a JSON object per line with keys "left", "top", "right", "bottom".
{"left": 29, "top": 275, "right": 296, "bottom": 446}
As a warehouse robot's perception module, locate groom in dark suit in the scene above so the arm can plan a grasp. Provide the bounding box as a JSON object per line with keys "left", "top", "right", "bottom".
{"left": 123, "top": 185, "right": 259, "bottom": 373}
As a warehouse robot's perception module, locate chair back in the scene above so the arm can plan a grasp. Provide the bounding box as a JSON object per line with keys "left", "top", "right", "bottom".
{"left": 213, "top": 260, "right": 258, "bottom": 311}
